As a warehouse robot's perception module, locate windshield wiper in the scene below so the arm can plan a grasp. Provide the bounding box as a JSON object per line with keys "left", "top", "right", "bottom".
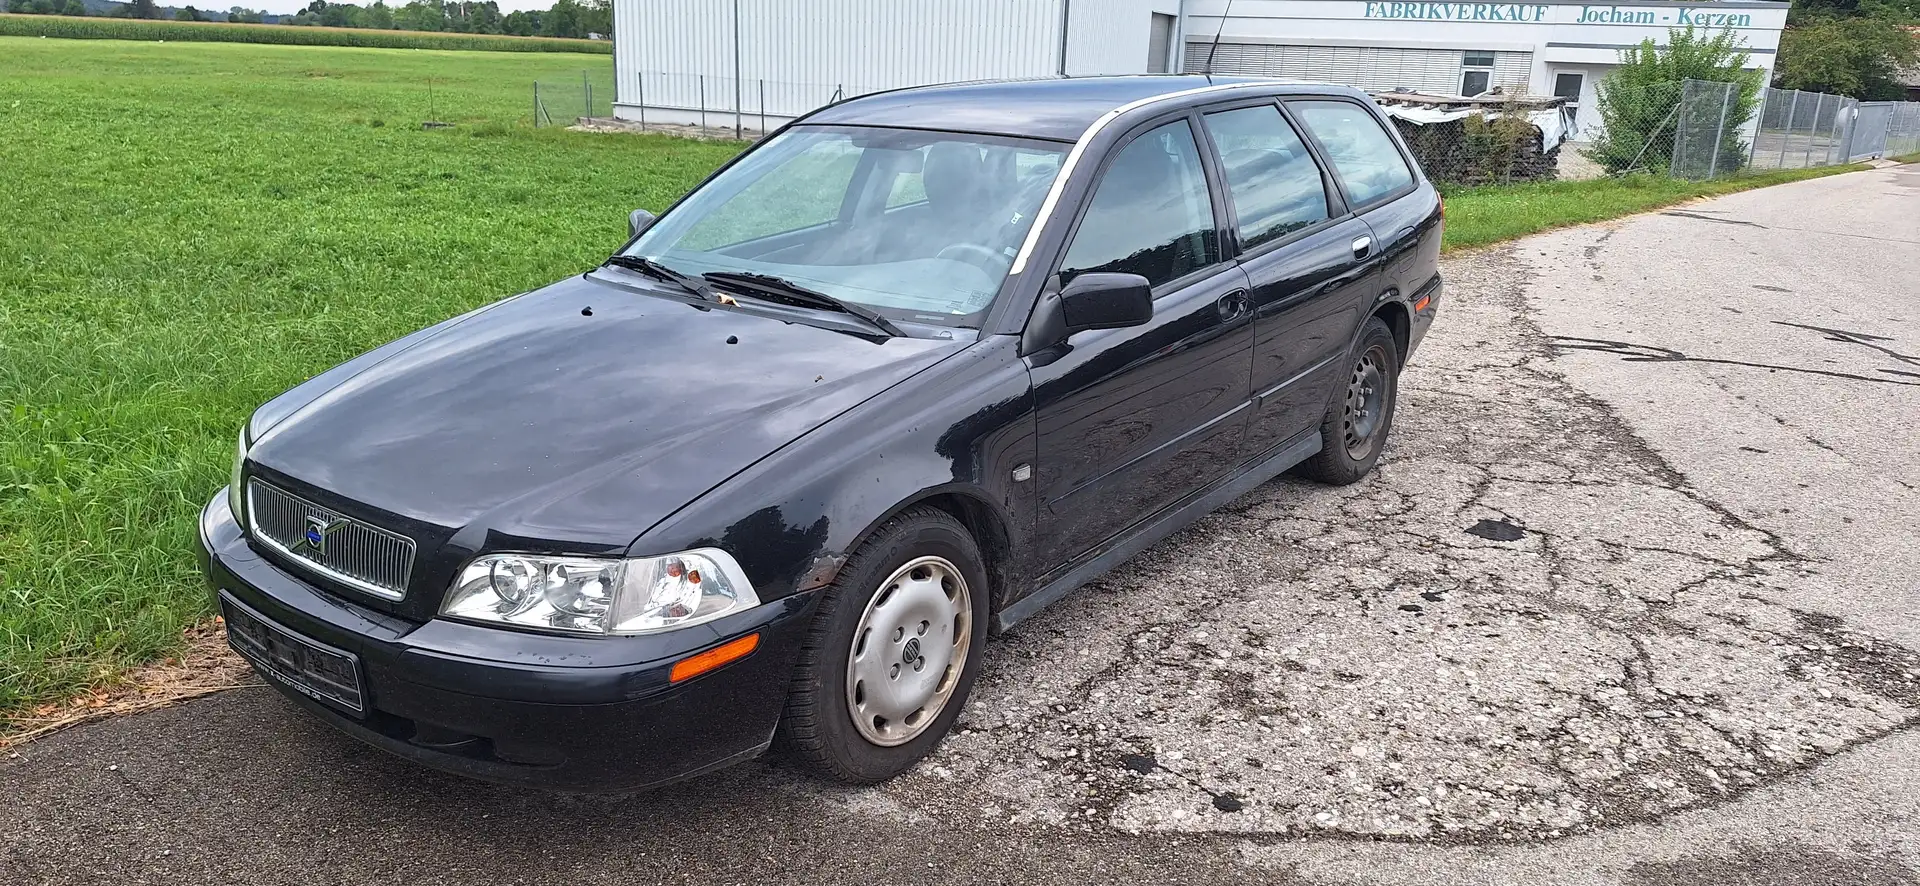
{"left": 702, "top": 271, "right": 905, "bottom": 337}
{"left": 602, "top": 254, "right": 718, "bottom": 302}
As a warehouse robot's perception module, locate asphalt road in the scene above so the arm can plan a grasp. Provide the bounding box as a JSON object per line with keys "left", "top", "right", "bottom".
{"left": 6, "top": 164, "right": 1918, "bottom": 886}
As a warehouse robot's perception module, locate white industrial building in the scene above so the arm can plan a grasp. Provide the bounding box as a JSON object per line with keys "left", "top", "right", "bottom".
{"left": 611, "top": 0, "right": 1788, "bottom": 138}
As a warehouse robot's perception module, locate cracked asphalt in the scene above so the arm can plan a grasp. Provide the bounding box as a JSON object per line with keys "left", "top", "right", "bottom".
{"left": 5, "top": 164, "right": 1918, "bottom": 885}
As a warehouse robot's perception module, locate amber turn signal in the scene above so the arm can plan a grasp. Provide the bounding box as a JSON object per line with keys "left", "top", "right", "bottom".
{"left": 669, "top": 633, "right": 760, "bottom": 683}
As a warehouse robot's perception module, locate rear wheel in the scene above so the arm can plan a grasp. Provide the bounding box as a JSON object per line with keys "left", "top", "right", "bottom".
{"left": 779, "top": 507, "right": 988, "bottom": 783}
{"left": 1294, "top": 317, "right": 1400, "bottom": 485}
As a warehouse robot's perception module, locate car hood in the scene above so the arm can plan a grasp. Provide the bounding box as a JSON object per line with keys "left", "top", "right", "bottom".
{"left": 248, "top": 273, "right": 967, "bottom": 548}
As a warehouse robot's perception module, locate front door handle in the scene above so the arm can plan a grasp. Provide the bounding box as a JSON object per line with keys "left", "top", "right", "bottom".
{"left": 1216, "top": 289, "right": 1250, "bottom": 321}
{"left": 1351, "top": 236, "right": 1373, "bottom": 260}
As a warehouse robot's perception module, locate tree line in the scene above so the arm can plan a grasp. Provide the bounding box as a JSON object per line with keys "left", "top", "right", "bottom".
{"left": 2, "top": 0, "right": 613, "bottom": 40}
{"left": 1774, "top": 0, "right": 1918, "bottom": 100}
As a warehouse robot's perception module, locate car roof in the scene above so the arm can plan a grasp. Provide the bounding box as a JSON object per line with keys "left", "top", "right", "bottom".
{"left": 802, "top": 75, "right": 1351, "bottom": 143}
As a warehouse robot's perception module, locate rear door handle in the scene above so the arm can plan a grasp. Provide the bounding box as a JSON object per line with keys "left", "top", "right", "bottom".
{"left": 1351, "top": 236, "right": 1373, "bottom": 260}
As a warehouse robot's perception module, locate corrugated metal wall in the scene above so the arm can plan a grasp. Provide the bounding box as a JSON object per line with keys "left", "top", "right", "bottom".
{"left": 1062, "top": 0, "right": 1164, "bottom": 76}
{"left": 615, "top": 0, "right": 1070, "bottom": 118}
{"left": 1185, "top": 42, "right": 1530, "bottom": 95}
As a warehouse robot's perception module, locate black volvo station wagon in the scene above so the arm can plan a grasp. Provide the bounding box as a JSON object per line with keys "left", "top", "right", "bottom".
{"left": 199, "top": 75, "right": 1443, "bottom": 790}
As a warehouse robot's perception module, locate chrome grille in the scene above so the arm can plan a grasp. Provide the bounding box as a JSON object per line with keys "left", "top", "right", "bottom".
{"left": 246, "top": 479, "right": 416, "bottom": 601}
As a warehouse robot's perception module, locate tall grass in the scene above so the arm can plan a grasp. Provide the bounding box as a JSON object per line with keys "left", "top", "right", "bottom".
{"left": 0, "top": 13, "right": 611, "bottom": 53}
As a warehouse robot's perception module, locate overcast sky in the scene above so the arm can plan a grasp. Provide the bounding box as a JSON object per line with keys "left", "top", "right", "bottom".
{"left": 236, "top": 0, "right": 560, "bottom": 16}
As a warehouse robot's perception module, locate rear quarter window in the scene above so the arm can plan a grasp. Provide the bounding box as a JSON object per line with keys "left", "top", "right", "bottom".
{"left": 1289, "top": 100, "right": 1416, "bottom": 207}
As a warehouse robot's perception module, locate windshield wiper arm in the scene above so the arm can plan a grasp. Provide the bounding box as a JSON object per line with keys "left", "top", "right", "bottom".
{"left": 702, "top": 271, "right": 905, "bottom": 337}
{"left": 602, "top": 254, "right": 717, "bottom": 302}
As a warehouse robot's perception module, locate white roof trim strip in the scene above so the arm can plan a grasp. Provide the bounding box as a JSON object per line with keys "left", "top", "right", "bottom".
{"left": 1007, "top": 79, "right": 1302, "bottom": 276}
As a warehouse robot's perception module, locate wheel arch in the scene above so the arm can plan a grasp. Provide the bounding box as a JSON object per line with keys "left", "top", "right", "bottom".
{"left": 832, "top": 486, "right": 1016, "bottom": 618}
{"left": 1370, "top": 298, "right": 1412, "bottom": 361}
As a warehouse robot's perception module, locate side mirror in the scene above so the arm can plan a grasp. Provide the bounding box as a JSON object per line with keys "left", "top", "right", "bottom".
{"left": 1060, "top": 272, "right": 1153, "bottom": 333}
{"left": 628, "top": 208, "right": 657, "bottom": 239}
{"left": 1020, "top": 272, "right": 1154, "bottom": 357}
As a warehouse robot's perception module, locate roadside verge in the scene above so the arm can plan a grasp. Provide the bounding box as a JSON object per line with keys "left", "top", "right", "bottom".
{"left": 1441, "top": 165, "right": 1867, "bottom": 253}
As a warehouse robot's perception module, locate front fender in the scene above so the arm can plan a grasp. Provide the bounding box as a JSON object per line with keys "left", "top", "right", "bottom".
{"left": 630, "top": 335, "right": 1037, "bottom": 608}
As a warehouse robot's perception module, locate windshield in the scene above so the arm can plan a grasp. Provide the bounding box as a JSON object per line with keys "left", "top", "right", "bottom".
{"left": 624, "top": 126, "right": 1068, "bottom": 329}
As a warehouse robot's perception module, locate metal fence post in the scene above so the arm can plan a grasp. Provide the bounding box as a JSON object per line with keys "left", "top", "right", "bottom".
{"left": 533, "top": 81, "right": 540, "bottom": 127}
{"left": 759, "top": 78, "right": 766, "bottom": 135}
{"left": 638, "top": 74, "right": 646, "bottom": 131}
{"left": 1669, "top": 82, "right": 1689, "bottom": 178}
{"left": 1777, "top": 89, "right": 1799, "bottom": 169}
{"left": 1829, "top": 101, "right": 1848, "bottom": 165}
{"left": 1804, "top": 93, "right": 1825, "bottom": 168}
{"left": 1706, "top": 80, "right": 1734, "bottom": 179}
{"left": 699, "top": 74, "right": 707, "bottom": 132}
{"left": 732, "top": 0, "right": 743, "bottom": 140}
{"left": 1837, "top": 103, "right": 1853, "bottom": 163}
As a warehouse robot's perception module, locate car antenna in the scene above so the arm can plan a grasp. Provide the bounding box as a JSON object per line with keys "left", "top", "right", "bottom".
{"left": 1202, "top": 0, "right": 1236, "bottom": 78}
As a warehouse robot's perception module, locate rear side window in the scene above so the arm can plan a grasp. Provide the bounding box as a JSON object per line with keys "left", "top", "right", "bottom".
{"left": 1201, "top": 105, "right": 1331, "bottom": 250}
{"left": 1289, "top": 100, "right": 1415, "bottom": 207}
{"left": 1059, "top": 119, "right": 1218, "bottom": 289}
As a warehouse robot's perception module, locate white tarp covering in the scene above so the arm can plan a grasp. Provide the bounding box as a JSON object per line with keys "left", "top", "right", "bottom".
{"left": 1378, "top": 103, "right": 1570, "bottom": 150}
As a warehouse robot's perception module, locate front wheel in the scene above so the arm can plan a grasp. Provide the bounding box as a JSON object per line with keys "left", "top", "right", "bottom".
{"left": 1293, "top": 317, "right": 1400, "bottom": 485}
{"left": 779, "top": 506, "right": 988, "bottom": 783}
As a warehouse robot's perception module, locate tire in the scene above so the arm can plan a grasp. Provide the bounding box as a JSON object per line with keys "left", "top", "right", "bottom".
{"left": 778, "top": 506, "right": 989, "bottom": 784}
{"left": 1293, "top": 317, "right": 1400, "bottom": 486}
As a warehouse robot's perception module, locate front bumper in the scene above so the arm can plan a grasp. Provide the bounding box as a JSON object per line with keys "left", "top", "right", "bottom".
{"left": 197, "top": 492, "right": 818, "bottom": 792}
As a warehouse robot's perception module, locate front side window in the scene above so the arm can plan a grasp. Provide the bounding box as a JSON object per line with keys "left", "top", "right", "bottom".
{"left": 1290, "top": 100, "right": 1416, "bottom": 207}
{"left": 1059, "top": 118, "right": 1218, "bottom": 289}
{"left": 629, "top": 126, "right": 1067, "bottom": 327}
{"left": 1202, "top": 105, "right": 1331, "bottom": 250}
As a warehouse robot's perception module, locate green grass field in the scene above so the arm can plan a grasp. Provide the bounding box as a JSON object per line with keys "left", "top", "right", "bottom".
{"left": 0, "top": 38, "right": 738, "bottom": 711}
{"left": 0, "top": 36, "right": 1874, "bottom": 716}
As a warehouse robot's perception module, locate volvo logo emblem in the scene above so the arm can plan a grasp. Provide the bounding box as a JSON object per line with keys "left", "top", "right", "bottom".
{"left": 294, "top": 515, "right": 349, "bottom": 556}
{"left": 901, "top": 637, "right": 922, "bottom": 665}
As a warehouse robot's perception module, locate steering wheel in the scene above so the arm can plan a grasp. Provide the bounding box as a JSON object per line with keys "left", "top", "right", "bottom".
{"left": 937, "top": 243, "right": 1011, "bottom": 277}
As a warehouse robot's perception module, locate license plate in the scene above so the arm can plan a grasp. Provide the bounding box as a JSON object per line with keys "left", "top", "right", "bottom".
{"left": 221, "top": 591, "right": 365, "bottom": 716}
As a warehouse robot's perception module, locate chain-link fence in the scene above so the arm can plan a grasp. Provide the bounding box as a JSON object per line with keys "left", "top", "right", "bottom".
{"left": 534, "top": 71, "right": 881, "bottom": 138}
{"left": 1855, "top": 101, "right": 1920, "bottom": 160}
{"left": 1579, "top": 80, "right": 1688, "bottom": 178}
{"left": 1379, "top": 95, "right": 1574, "bottom": 187}
{"left": 532, "top": 69, "right": 616, "bottom": 128}
{"left": 1742, "top": 86, "right": 1853, "bottom": 171}
{"left": 1589, "top": 79, "right": 1920, "bottom": 181}
{"left": 1888, "top": 103, "right": 1920, "bottom": 158}
{"left": 610, "top": 72, "right": 889, "bottom": 139}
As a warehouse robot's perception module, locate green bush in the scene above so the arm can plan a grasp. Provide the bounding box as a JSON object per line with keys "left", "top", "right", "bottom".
{"left": 1585, "top": 28, "right": 1761, "bottom": 174}
{"left": 0, "top": 13, "right": 611, "bottom": 53}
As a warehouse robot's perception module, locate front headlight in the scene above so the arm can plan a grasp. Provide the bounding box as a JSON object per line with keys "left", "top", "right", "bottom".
{"left": 228, "top": 428, "right": 248, "bottom": 530}
{"left": 442, "top": 548, "right": 758, "bottom": 636}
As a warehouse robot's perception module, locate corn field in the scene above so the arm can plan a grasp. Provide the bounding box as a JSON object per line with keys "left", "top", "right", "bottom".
{"left": 0, "top": 13, "right": 611, "bottom": 54}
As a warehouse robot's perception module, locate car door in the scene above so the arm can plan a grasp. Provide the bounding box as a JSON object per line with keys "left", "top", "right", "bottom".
{"left": 1195, "top": 99, "right": 1382, "bottom": 458}
{"left": 1288, "top": 97, "right": 1436, "bottom": 352}
{"left": 1026, "top": 114, "right": 1255, "bottom": 571}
